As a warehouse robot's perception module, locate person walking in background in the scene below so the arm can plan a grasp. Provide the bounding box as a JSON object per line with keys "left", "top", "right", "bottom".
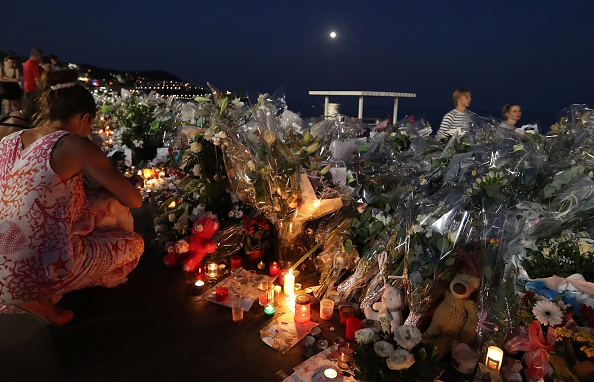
{"left": 499, "top": 103, "right": 522, "bottom": 129}
{"left": 22, "top": 48, "right": 43, "bottom": 102}
{"left": 436, "top": 88, "right": 472, "bottom": 141}
{"left": 0, "top": 56, "right": 22, "bottom": 113}
{"left": 0, "top": 69, "right": 144, "bottom": 325}
{"left": 49, "top": 54, "right": 61, "bottom": 70}
{"left": 40, "top": 56, "right": 52, "bottom": 73}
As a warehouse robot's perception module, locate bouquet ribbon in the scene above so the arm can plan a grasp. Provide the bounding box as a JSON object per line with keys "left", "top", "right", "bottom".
{"left": 504, "top": 321, "right": 555, "bottom": 382}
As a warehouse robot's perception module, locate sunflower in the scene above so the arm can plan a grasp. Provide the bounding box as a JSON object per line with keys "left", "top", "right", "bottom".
{"left": 532, "top": 300, "right": 563, "bottom": 326}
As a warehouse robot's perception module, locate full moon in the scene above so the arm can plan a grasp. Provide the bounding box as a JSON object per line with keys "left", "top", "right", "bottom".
{"left": 330, "top": 31, "right": 337, "bottom": 39}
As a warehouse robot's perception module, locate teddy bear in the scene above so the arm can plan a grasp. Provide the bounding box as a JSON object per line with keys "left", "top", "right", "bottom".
{"left": 363, "top": 284, "right": 404, "bottom": 333}
{"left": 422, "top": 273, "right": 480, "bottom": 359}
{"left": 163, "top": 215, "right": 220, "bottom": 272}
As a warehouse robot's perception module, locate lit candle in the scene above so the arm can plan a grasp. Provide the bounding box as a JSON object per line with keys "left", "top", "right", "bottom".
{"left": 263, "top": 303, "right": 276, "bottom": 315}
{"left": 206, "top": 262, "right": 218, "bottom": 278}
{"left": 168, "top": 200, "right": 176, "bottom": 209}
{"left": 323, "top": 368, "right": 338, "bottom": 379}
{"left": 283, "top": 268, "right": 295, "bottom": 296}
{"left": 269, "top": 261, "right": 280, "bottom": 277}
{"left": 230, "top": 255, "right": 242, "bottom": 270}
{"left": 142, "top": 168, "right": 153, "bottom": 179}
{"left": 485, "top": 346, "right": 504, "bottom": 372}
{"left": 294, "top": 294, "right": 311, "bottom": 323}
{"left": 257, "top": 261, "right": 265, "bottom": 270}
{"left": 194, "top": 280, "right": 205, "bottom": 287}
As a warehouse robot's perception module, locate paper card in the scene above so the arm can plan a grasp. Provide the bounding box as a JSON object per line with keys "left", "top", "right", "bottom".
{"left": 260, "top": 312, "right": 318, "bottom": 354}
{"left": 203, "top": 268, "right": 276, "bottom": 310}
{"left": 284, "top": 347, "right": 357, "bottom": 382}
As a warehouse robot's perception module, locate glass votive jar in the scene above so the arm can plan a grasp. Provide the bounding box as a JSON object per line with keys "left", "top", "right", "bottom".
{"left": 320, "top": 298, "right": 335, "bottom": 320}
{"left": 206, "top": 261, "right": 218, "bottom": 279}
{"left": 294, "top": 294, "right": 311, "bottom": 323}
{"left": 316, "top": 339, "right": 329, "bottom": 352}
{"left": 339, "top": 305, "right": 354, "bottom": 325}
{"left": 310, "top": 326, "right": 321, "bottom": 338}
{"left": 294, "top": 283, "right": 302, "bottom": 294}
{"left": 258, "top": 281, "right": 275, "bottom": 306}
{"left": 215, "top": 287, "right": 229, "bottom": 302}
{"left": 332, "top": 336, "right": 345, "bottom": 351}
{"left": 269, "top": 261, "right": 280, "bottom": 277}
{"left": 337, "top": 342, "right": 355, "bottom": 370}
{"left": 230, "top": 254, "right": 242, "bottom": 270}
{"left": 327, "top": 290, "right": 341, "bottom": 306}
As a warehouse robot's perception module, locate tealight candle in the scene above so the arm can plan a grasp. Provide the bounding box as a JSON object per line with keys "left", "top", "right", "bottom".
{"left": 263, "top": 303, "right": 276, "bottom": 315}
{"left": 257, "top": 261, "right": 265, "bottom": 270}
{"left": 269, "top": 261, "right": 280, "bottom": 277}
{"left": 323, "top": 368, "right": 338, "bottom": 379}
{"left": 283, "top": 269, "right": 295, "bottom": 296}
{"left": 485, "top": 346, "right": 504, "bottom": 372}
{"left": 294, "top": 294, "right": 311, "bottom": 323}
{"left": 194, "top": 280, "right": 205, "bottom": 287}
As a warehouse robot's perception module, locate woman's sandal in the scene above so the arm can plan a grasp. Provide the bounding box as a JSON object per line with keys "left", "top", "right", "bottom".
{"left": 17, "top": 300, "right": 73, "bottom": 326}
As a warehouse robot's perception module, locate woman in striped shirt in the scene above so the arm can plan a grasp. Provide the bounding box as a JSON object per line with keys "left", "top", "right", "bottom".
{"left": 436, "top": 88, "right": 472, "bottom": 141}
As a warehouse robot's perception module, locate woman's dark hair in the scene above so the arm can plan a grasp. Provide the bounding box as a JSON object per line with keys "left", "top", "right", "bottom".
{"left": 502, "top": 103, "right": 520, "bottom": 118}
{"left": 32, "top": 69, "right": 96, "bottom": 127}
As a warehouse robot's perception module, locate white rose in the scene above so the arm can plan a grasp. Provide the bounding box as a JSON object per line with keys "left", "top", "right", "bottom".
{"left": 354, "top": 328, "right": 375, "bottom": 344}
{"left": 190, "top": 141, "right": 203, "bottom": 153}
{"left": 373, "top": 340, "right": 394, "bottom": 358}
{"left": 386, "top": 349, "right": 415, "bottom": 370}
{"left": 393, "top": 325, "right": 422, "bottom": 351}
{"left": 193, "top": 164, "right": 201, "bottom": 177}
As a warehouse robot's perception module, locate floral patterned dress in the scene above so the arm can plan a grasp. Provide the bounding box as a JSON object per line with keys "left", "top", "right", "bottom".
{"left": 0, "top": 130, "right": 144, "bottom": 310}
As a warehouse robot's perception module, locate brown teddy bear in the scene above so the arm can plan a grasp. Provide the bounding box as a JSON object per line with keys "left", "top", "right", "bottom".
{"left": 422, "top": 273, "right": 480, "bottom": 359}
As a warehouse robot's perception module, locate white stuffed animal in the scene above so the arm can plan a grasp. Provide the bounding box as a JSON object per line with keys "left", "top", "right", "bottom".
{"left": 363, "top": 284, "right": 404, "bottom": 333}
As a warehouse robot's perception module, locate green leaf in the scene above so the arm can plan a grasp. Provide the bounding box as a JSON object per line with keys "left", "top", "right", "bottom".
{"left": 219, "top": 97, "right": 229, "bottom": 116}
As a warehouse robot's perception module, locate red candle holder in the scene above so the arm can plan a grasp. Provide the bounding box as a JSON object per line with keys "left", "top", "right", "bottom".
{"left": 339, "top": 305, "right": 354, "bottom": 325}
{"left": 215, "top": 287, "right": 229, "bottom": 302}
{"left": 345, "top": 317, "right": 362, "bottom": 340}
{"left": 269, "top": 261, "right": 280, "bottom": 277}
{"left": 230, "top": 254, "right": 242, "bottom": 270}
{"left": 278, "top": 270, "right": 288, "bottom": 286}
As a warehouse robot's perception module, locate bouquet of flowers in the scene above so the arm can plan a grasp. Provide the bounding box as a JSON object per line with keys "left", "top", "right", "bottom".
{"left": 242, "top": 212, "right": 271, "bottom": 262}
{"left": 352, "top": 325, "right": 443, "bottom": 382}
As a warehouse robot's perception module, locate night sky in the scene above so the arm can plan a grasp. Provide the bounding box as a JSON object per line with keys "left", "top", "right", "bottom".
{"left": 4, "top": 0, "right": 594, "bottom": 127}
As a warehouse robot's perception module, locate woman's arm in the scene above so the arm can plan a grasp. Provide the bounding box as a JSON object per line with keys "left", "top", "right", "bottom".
{"left": 12, "top": 68, "right": 20, "bottom": 82}
{"left": 51, "top": 135, "right": 143, "bottom": 208}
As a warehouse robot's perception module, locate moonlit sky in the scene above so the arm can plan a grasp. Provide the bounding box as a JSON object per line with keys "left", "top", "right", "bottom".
{"left": 4, "top": 0, "right": 594, "bottom": 126}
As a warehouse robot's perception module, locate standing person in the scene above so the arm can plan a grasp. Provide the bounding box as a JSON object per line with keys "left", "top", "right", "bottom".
{"left": 22, "top": 48, "right": 43, "bottom": 102}
{"left": 0, "top": 56, "right": 22, "bottom": 113}
{"left": 0, "top": 69, "right": 144, "bottom": 325}
{"left": 49, "top": 54, "right": 61, "bottom": 70}
{"left": 40, "top": 56, "right": 52, "bottom": 73}
{"left": 499, "top": 103, "right": 522, "bottom": 129}
{"left": 436, "top": 88, "right": 473, "bottom": 141}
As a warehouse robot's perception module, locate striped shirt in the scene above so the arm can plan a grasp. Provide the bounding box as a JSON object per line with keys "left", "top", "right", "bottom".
{"left": 436, "top": 109, "right": 471, "bottom": 140}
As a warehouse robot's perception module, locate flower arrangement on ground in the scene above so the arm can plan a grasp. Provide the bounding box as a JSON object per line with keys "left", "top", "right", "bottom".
{"left": 242, "top": 212, "right": 271, "bottom": 262}
{"left": 352, "top": 325, "right": 443, "bottom": 382}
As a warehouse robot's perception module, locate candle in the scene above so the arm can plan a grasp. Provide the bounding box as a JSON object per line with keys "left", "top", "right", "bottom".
{"left": 485, "top": 346, "right": 504, "bottom": 372}
{"left": 168, "top": 200, "right": 176, "bottom": 209}
{"left": 269, "top": 261, "right": 280, "bottom": 277}
{"left": 142, "top": 168, "right": 153, "bottom": 179}
{"left": 230, "top": 255, "right": 242, "bottom": 270}
{"left": 294, "top": 294, "right": 311, "bottom": 323}
{"left": 206, "top": 262, "right": 218, "bottom": 279}
{"left": 320, "top": 299, "right": 335, "bottom": 320}
{"left": 327, "top": 290, "right": 341, "bottom": 306}
{"left": 257, "top": 261, "right": 265, "bottom": 270}
{"left": 346, "top": 317, "right": 362, "bottom": 340}
{"left": 278, "top": 270, "right": 288, "bottom": 286}
{"left": 263, "top": 303, "right": 276, "bottom": 315}
{"left": 194, "top": 280, "right": 205, "bottom": 287}
{"left": 339, "top": 305, "right": 354, "bottom": 325}
{"left": 215, "top": 287, "right": 229, "bottom": 302}
{"left": 258, "top": 282, "right": 274, "bottom": 306}
{"left": 323, "top": 368, "right": 338, "bottom": 379}
{"left": 283, "top": 269, "right": 295, "bottom": 296}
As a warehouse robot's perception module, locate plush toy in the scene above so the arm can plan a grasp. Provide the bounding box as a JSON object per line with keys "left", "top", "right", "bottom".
{"left": 423, "top": 273, "right": 480, "bottom": 359}
{"left": 363, "top": 284, "right": 404, "bottom": 333}
{"left": 163, "top": 216, "right": 220, "bottom": 272}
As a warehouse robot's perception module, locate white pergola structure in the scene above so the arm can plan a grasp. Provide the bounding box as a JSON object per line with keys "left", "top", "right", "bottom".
{"left": 309, "top": 90, "right": 416, "bottom": 122}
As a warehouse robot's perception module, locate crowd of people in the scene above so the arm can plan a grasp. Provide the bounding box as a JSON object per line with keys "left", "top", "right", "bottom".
{"left": 0, "top": 59, "right": 144, "bottom": 324}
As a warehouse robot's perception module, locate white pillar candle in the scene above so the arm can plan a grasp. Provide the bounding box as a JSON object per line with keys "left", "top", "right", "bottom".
{"left": 284, "top": 268, "right": 295, "bottom": 296}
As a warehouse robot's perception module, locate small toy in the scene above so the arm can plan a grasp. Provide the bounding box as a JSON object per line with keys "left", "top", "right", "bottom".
{"left": 163, "top": 215, "right": 220, "bottom": 272}
{"left": 363, "top": 284, "right": 404, "bottom": 333}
